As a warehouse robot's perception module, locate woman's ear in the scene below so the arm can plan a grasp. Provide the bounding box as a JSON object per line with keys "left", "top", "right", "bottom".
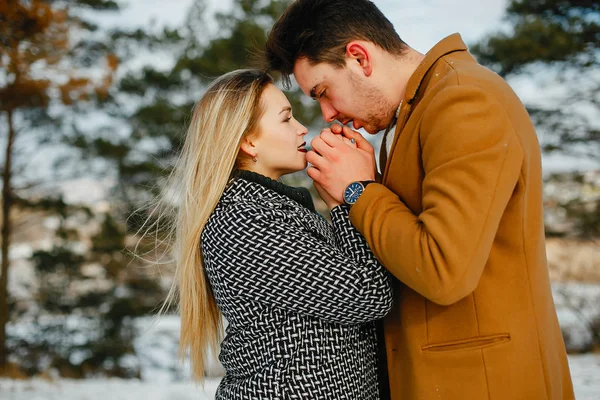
{"left": 239, "top": 136, "right": 258, "bottom": 158}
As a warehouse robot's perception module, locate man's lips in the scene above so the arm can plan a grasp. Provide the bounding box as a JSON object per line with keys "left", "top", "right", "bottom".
{"left": 341, "top": 119, "right": 363, "bottom": 130}
{"left": 352, "top": 120, "right": 363, "bottom": 130}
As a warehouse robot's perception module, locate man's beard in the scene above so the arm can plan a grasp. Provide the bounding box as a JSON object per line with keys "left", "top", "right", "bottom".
{"left": 349, "top": 73, "right": 396, "bottom": 133}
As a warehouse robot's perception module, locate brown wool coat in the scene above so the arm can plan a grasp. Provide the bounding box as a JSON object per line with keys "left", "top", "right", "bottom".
{"left": 350, "top": 34, "right": 575, "bottom": 400}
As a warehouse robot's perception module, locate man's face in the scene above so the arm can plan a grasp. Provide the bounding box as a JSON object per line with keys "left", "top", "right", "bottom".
{"left": 293, "top": 57, "right": 395, "bottom": 134}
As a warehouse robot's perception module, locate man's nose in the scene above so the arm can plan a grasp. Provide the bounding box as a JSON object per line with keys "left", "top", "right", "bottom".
{"left": 320, "top": 101, "right": 338, "bottom": 123}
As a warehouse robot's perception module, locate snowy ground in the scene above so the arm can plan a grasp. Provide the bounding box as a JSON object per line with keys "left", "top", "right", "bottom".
{"left": 0, "top": 378, "right": 219, "bottom": 400}
{"left": 552, "top": 283, "right": 600, "bottom": 352}
{"left": 569, "top": 354, "right": 600, "bottom": 400}
{"left": 3, "top": 283, "right": 599, "bottom": 399}
{"left": 1, "top": 353, "right": 599, "bottom": 399}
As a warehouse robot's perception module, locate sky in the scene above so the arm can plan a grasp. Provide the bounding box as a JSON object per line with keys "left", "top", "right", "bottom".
{"left": 85, "top": 0, "right": 510, "bottom": 68}
{"left": 5, "top": 0, "right": 592, "bottom": 186}
{"left": 87, "top": 0, "right": 510, "bottom": 52}
{"left": 81, "top": 0, "right": 596, "bottom": 173}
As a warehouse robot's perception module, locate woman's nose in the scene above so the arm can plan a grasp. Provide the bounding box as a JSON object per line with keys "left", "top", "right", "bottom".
{"left": 297, "top": 120, "right": 308, "bottom": 136}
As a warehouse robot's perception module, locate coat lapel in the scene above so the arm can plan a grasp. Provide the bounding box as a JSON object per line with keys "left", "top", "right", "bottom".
{"left": 381, "top": 33, "right": 469, "bottom": 182}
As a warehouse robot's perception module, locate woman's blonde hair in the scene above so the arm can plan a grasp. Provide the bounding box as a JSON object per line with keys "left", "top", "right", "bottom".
{"left": 158, "top": 69, "right": 273, "bottom": 382}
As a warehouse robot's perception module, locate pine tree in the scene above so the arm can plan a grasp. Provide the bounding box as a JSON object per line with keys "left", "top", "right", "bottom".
{"left": 70, "top": 0, "right": 322, "bottom": 240}
{"left": 0, "top": 0, "right": 119, "bottom": 371}
{"left": 471, "top": 0, "right": 599, "bottom": 162}
{"left": 472, "top": 0, "right": 600, "bottom": 238}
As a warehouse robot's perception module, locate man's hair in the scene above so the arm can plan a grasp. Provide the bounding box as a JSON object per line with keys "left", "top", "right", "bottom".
{"left": 263, "top": 0, "right": 407, "bottom": 88}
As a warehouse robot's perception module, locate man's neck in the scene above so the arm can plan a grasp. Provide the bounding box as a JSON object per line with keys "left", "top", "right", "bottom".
{"left": 388, "top": 48, "right": 425, "bottom": 105}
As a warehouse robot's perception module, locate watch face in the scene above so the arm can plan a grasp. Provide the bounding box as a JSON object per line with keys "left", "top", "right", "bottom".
{"left": 344, "top": 182, "right": 364, "bottom": 205}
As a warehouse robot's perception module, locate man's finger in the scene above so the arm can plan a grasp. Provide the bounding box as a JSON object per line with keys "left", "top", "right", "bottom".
{"left": 320, "top": 129, "right": 345, "bottom": 148}
{"left": 342, "top": 136, "right": 357, "bottom": 148}
{"left": 311, "top": 136, "right": 335, "bottom": 158}
{"left": 330, "top": 124, "right": 343, "bottom": 135}
{"left": 341, "top": 126, "right": 373, "bottom": 151}
{"left": 306, "top": 165, "right": 321, "bottom": 182}
{"left": 306, "top": 150, "right": 326, "bottom": 170}
{"left": 323, "top": 126, "right": 345, "bottom": 143}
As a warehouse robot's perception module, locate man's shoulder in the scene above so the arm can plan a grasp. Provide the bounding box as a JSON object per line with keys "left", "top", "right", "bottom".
{"left": 431, "top": 53, "right": 510, "bottom": 94}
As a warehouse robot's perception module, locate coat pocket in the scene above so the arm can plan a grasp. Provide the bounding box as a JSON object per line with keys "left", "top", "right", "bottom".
{"left": 421, "top": 333, "right": 510, "bottom": 352}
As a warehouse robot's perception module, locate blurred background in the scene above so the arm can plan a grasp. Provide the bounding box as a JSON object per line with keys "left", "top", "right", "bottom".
{"left": 0, "top": 0, "right": 598, "bottom": 398}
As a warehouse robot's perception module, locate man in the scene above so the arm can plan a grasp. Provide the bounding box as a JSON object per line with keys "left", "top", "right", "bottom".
{"left": 263, "top": 0, "right": 574, "bottom": 399}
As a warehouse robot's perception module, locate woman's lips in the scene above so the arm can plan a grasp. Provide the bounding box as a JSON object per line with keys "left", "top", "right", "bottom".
{"left": 298, "top": 142, "right": 307, "bottom": 153}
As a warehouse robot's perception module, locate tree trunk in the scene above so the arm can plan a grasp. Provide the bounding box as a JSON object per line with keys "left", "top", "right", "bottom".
{"left": 0, "top": 109, "right": 15, "bottom": 370}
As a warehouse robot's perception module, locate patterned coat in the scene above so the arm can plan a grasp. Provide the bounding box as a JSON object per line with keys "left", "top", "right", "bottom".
{"left": 201, "top": 171, "right": 394, "bottom": 399}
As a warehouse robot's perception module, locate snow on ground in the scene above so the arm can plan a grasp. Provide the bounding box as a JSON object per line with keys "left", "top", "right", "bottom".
{"left": 0, "top": 377, "right": 219, "bottom": 400}
{"left": 552, "top": 283, "right": 600, "bottom": 352}
{"left": 570, "top": 354, "right": 600, "bottom": 400}
{"left": 3, "top": 284, "right": 599, "bottom": 399}
{"left": 1, "top": 354, "right": 599, "bottom": 399}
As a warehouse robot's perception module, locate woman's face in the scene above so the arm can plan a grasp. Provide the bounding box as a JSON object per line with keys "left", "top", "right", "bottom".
{"left": 248, "top": 84, "right": 309, "bottom": 179}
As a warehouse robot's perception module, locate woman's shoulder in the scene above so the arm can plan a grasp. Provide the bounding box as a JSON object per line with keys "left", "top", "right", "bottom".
{"left": 221, "top": 177, "right": 312, "bottom": 215}
{"left": 220, "top": 197, "right": 272, "bottom": 221}
{"left": 203, "top": 176, "right": 327, "bottom": 241}
{"left": 204, "top": 187, "right": 277, "bottom": 236}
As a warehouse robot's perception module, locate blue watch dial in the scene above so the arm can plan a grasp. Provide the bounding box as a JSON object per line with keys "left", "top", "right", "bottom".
{"left": 343, "top": 182, "right": 365, "bottom": 205}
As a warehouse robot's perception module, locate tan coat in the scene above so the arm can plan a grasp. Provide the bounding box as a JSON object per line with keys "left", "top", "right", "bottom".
{"left": 350, "top": 34, "right": 574, "bottom": 399}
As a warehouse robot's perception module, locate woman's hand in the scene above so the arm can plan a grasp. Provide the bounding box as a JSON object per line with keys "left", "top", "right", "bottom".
{"left": 314, "top": 181, "right": 341, "bottom": 210}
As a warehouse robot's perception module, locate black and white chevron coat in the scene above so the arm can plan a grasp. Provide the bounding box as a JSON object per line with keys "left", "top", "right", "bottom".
{"left": 201, "top": 171, "right": 394, "bottom": 399}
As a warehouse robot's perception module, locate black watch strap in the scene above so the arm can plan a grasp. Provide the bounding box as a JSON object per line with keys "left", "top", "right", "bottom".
{"left": 360, "top": 180, "right": 375, "bottom": 188}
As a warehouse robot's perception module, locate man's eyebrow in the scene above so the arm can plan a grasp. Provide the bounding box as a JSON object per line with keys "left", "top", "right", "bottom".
{"left": 309, "top": 84, "right": 321, "bottom": 99}
{"left": 279, "top": 106, "right": 292, "bottom": 115}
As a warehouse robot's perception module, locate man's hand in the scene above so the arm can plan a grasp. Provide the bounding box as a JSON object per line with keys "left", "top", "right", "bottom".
{"left": 307, "top": 124, "right": 376, "bottom": 204}
{"left": 313, "top": 181, "right": 341, "bottom": 210}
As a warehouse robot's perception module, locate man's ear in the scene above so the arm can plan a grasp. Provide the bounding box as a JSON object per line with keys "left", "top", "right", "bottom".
{"left": 239, "top": 136, "right": 258, "bottom": 158}
{"left": 345, "top": 41, "right": 373, "bottom": 77}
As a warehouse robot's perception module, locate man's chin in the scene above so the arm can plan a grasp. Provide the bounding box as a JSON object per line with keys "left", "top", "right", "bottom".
{"left": 364, "top": 126, "right": 383, "bottom": 135}
{"left": 347, "top": 120, "right": 384, "bottom": 134}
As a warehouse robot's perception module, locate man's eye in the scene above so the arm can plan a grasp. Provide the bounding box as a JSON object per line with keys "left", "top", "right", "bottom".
{"left": 319, "top": 90, "right": 326, "bottom": 99}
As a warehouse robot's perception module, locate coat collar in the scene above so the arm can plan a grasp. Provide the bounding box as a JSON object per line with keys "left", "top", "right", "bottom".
{"left": 222, "top": 171, "right": 316, "bottom": 213}
{"left": 235, "top": 170, "right": 316, "bottom": 212}
{"left": 403, "top": 33, "right": 468, "bottom": 105}
{"left": 380, "top": 33, "right": 469, "bottom": 180}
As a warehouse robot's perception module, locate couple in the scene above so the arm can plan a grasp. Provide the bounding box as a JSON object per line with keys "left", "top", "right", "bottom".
{"left": 165, "top": 0, "right": 574, "bottom": 399}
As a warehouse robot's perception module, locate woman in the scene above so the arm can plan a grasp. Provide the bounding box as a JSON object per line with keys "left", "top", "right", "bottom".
{"left": 164, "top": 69, "right": 393, "bottom": 399}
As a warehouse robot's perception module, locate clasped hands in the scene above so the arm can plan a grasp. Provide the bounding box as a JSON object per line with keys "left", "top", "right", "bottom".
{"left": 307, "top": 124, "right": 376, "bottom": 209}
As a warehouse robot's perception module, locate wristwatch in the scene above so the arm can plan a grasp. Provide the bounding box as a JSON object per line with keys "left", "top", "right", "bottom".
{"left": 343, "top": 180, "right": 375, "bottom": 205}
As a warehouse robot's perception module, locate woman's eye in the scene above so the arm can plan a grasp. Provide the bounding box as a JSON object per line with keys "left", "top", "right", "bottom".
{"left": 284, "top": 116, "right": 292, "bottom": 122}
